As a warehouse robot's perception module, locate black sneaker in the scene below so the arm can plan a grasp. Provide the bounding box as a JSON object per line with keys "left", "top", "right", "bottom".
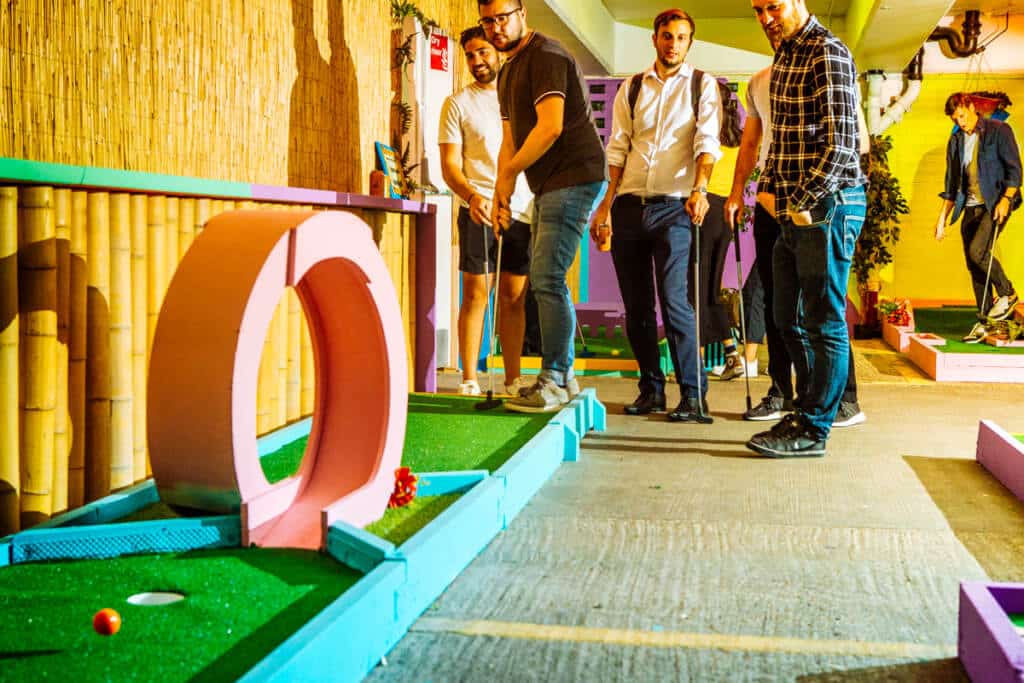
{"left": 746, "top": 416, "right": 827, "bottom": 458}
{"left": 624, "top": 391, "right": 666, "bottom": 415}
{"left": 832, "top": 400, "right": 866, "bottom": 428}
{"left": 667, "top": 396, "right": 712, "bottom": 423}
{"left": 743, "top": 395, "right": 795, "bottom": 421}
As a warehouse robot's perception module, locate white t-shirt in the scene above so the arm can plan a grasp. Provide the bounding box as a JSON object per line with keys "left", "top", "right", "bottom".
{"left": 745, "top": 66, "right": 772, "bottom": 170}
{"left": 438, "top": 83, "right": 533, "bottom": 224}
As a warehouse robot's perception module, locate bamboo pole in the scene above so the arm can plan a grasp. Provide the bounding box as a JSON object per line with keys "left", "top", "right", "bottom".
{"left": 109, "top": 193, "right": 133, "bottom": 489}
{"left": 52, "top": 189, "right": 71, "bottom": 513}
{"left": 130, "top": 194, "right": 148, "bottom": 481}
{"left": 286, "top": 289, "right": 301, "bottom": 422}
{"left": 195, "top": 198, "right": 210, "bottom": 236}
{"left": 147, "top": 195, "right": 166, "bottom": 355}
{"left": 299, "top": 306, "right": 314, "bottom": 416}
{"left": 257, "top": 329, "right": 274, "bottom": 435}
{"left": 67, "top": 192, "right": 88, "bottom": 507}
{"left": 179, "top": 197, "right": 195, "bottom": 257}
{"left": 0, "top": 187, "right": 19, "bottom": 534}
{"left": 165, "top": 197, "right": 179, "bottom": 289}
{"left": 86, "top": 192, "right": 112, "bottom": 502}
{"left": 18, "top": 186, "right": 57, "bottom": 526}
{"left": 274, "top": 296, "right": 288, "bottom": 427}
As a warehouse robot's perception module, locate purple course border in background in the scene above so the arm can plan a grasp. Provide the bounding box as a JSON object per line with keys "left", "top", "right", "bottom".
{"left": 959, "top": 582, "right": 1024, "bottom": 683}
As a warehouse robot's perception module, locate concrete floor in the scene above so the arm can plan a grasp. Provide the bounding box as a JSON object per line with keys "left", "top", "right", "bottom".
{"left": 366, "top": 341, "right": 1024, "bottom": 682}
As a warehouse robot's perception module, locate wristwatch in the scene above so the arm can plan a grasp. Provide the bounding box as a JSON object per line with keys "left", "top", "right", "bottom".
{"left": 692, "top": 186, "right": 708, "bottom": 195}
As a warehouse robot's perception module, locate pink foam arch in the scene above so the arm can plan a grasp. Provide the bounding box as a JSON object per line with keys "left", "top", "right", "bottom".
{"left": 147, "top": 210, "right": 408, "bottom": 550}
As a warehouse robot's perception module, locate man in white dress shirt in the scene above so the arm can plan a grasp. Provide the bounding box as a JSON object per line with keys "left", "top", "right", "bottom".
{"left": 588, "top": 7, "right": 722, "bottom": 422}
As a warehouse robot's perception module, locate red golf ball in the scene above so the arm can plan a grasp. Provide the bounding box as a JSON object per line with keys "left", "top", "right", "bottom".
{"left": 93, "top": 608, "right": 122, "bottom": 635}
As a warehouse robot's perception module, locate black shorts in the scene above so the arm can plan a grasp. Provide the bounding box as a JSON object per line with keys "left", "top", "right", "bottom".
{"left": 457, "top": 206, "right": 531, "bottom": 276}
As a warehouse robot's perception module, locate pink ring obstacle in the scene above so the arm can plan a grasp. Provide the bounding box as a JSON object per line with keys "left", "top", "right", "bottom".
{"left": 148, "top": 211, "right": 408, "bottom": 550}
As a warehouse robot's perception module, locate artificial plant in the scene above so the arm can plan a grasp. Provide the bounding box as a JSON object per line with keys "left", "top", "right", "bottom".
{"left": 854, "top": 134, "right": 910, "bottom": 288}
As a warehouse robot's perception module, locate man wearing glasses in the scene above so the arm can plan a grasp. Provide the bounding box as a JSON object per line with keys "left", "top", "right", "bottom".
{"left": 478, "top": 1, "right": 607, "bottom": 413}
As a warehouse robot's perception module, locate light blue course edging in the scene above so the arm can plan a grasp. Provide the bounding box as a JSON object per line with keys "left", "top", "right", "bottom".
{"left": 248, "top": 389, "right": 605, "bottom": 683}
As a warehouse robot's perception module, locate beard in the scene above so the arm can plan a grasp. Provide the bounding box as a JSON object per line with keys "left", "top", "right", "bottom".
{"left": 473, "top": 65, "right": 497, "bottom": 84}
{"left": 658, "top": 54, "right": 682, "bottom": 69}
{"left": 495, "top": 36, "right": 523, "bottom": 52}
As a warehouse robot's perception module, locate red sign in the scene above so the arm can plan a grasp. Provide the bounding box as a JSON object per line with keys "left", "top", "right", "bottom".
{"left": 430, "top": 34, "right": 449, "bottom": 72}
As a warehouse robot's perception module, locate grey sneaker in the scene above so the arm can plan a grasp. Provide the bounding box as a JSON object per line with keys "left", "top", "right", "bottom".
{"left": 962, "top": 322, "right": 988, "bottom": 344}
{"left": 986, "top": 293, "right": 1019, "bottom": 321}
{"left": 506, "top": 377, "right": 569, "bottom": 413}
{"left": 565, "top": 376, "right": 581, "bottom": 399}
{"left": 832, "top": 400, "right": 866, "bottom": 428}
{"left": 743, "top": 395, "right": 795, "bottom": 421}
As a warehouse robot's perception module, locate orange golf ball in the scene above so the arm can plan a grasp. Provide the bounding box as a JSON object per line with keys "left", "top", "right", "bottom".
{"left": 93, "top": 608, "right": 122, "bottom": 636}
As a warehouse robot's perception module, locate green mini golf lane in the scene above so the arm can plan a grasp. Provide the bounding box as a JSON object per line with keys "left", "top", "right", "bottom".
{"left": 913, "top": 307, "right": 1024, "bottom": 354}
{"left": 1, "top": 395, "right": 551, "bottom": 681}
{"left": 0, "top": 548, "right": 361, "bottom": 682}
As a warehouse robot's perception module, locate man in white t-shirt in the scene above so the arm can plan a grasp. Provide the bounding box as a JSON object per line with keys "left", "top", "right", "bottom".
{"left": 439, "top": 26, "right": 534, "bottom": 397}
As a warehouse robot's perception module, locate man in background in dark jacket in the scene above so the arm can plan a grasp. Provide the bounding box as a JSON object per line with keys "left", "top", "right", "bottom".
{"left": 935, "top": 92, "right": 1021, "bottom": 342}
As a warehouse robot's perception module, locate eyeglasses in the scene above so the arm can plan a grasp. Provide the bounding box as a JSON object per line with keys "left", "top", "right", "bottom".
{"left": 479, "top": 8, "right": 521, "bottom": 29}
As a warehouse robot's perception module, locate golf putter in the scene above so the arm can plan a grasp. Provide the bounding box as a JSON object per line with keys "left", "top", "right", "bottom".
{"left": 476, "top": 230, "right": 504, "bottom": 410}
{"left": 690, "top": 218, "right": 714, "bottom": 424}
{"left": 732, "top": 230, "right": 753, "bottom": 413}
{"left": 979, "top": 214, "right": 1008, "bottom": 323}
{"left": 576, "top": 319, "right": 596, "bottom": 358}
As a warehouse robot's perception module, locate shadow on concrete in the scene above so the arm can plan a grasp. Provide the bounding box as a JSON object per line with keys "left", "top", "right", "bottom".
{"left": 796, "top": 657, "right": 969, "bottom": 682}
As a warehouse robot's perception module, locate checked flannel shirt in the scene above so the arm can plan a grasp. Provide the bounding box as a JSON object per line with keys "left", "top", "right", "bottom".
{"left": 760, "top": 15, "right": 866, "bottom": 217}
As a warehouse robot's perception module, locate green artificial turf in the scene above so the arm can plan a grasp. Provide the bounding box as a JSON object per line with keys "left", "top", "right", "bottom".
{"left": 259, "top": 394, "right": 551, "bottom": 481}
{"left": 913, "top": 307, "right": 1024, "bottom": 354}
{"left": 365, "top": 493, "right": 460, "bottom": 546}
{"left": 1009, "top": 612, "right": 1024, "bottom": 628}
{"left": 0, "top": 548, "right": 361, "bottom": 682}
{"left": 1015, "top": 434, "right": 1024, "bottom": 446}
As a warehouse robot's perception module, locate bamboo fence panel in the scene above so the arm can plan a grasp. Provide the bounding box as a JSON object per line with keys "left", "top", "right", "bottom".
{"left": 0, "top": 188, "right": 19, "bottom": 534}
{"left": 299, "top": 305, "right": 314, "bottom": 416}
{"left": 52, "top": 189, "right": 71, "bottom": 513}
{"left": 68, "top": 192, "right": 88, "bottom": 507}
{"left": 130, "top": 194, "right": 148, "bottom": 481}
{"left": 18, "top": 186, "right": 57, "bottom": 526}
{"left": 210, "top": 200, "right": 226, "bottom": 222}
{"left": 109, "top": 193, "right": 133, "bottom": 489}
{"left": 85, "top": 192, "right": 111, "bottom": 502}
{"left": 147, "top": 196, "right": 167, "bottom": 357}
{"left": 165, "top": 198, "right": 180, "bottom": 289}
{"left": 286, "top": 289, "right": 302, "bottom": 422}
{"left": 257, "top": 323, "right": 275, "bottom": 435}
{"left": 179, "top": 198, "right": 196, "bottom": 258}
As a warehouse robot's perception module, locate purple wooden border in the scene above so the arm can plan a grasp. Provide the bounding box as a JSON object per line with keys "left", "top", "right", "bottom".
{"left": 977, "top": 419, "right": 1024, "bottom": 504}
{"left": 249, "top": 185, "right": 438, "bottom": 393}
{"left": 959, "top": 582, "right": 1024, "bottom": 683}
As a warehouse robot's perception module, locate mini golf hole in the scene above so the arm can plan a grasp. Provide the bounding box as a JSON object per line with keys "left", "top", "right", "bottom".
{"left": 127, "top": 592, "right": 186, "bottom": 606}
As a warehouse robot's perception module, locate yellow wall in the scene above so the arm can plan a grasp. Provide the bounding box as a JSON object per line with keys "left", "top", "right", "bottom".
{"left": 882, "top": 74, "right": 1024, "bottom": 303}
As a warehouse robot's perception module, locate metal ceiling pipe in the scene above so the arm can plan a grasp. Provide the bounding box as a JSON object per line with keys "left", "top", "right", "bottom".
{"left": 928, "top": 9, "right": 984, "bottom": 58}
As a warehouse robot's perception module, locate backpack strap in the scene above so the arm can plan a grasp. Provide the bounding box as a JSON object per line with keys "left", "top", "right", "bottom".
{"left": 691, "top": 68, "right": 705, "bottom": 123}
{"left": 627, "top": 71, "right": 645, "bottom": 120}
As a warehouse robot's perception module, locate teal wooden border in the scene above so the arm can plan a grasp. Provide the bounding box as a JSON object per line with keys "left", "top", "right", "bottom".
{"left": 0, "top": 156, "right": 252, "bottom": 198}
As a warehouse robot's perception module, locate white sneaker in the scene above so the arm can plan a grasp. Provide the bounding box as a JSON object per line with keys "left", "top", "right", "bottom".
{"left": 986, "top": 293, "right": 1019, "bottom": 321}
{"left": 504, "top": 375, "right": 533, "bottom": 396}
{"left": 565, "top": 376, "right": 581, "bottom": 399}
{"left": 505, "top": 377, "right": 569, "bottom": 413}
{"left": 458, "top": 379, "right": 482, "bottom": 396}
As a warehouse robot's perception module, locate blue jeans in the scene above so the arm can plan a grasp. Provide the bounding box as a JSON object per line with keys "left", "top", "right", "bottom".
{"left": 531, "top": 181, "right": 606, "bottom": 385}
{"left": 610, "top": 196, "right": 707, "bottom": 399}
{"left": 773, "top": 185, "right": 866, "bottom": 439}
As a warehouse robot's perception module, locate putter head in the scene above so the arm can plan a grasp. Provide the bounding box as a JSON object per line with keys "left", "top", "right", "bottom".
{"left": 693, "top": 412, "right": 714, "bottom": 424}
{"left": 475, "top": 391, "right": 503, "bottom": 411}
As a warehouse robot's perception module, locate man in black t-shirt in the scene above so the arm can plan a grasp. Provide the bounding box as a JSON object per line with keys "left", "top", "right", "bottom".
{"left": 478, "top": 0, "right": 608, "bottom": 413}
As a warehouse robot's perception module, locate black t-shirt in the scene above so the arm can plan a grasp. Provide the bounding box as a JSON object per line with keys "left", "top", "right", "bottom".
{"left": 497, "top": 32, "right": 607, "bottom": 196}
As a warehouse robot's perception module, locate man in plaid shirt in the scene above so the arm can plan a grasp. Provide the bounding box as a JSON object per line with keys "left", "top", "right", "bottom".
{"left": 746, "top": 0, "right": 867, "bottom": 458}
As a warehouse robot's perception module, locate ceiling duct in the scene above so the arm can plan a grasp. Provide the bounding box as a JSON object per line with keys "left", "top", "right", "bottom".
{"left": 928, "top": 9, "right": 984, "bottom": 58}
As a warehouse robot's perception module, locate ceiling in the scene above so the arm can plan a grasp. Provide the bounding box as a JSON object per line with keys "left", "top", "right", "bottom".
{"left": 531, "top": 0, "right": 1024, "bottom": 76}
